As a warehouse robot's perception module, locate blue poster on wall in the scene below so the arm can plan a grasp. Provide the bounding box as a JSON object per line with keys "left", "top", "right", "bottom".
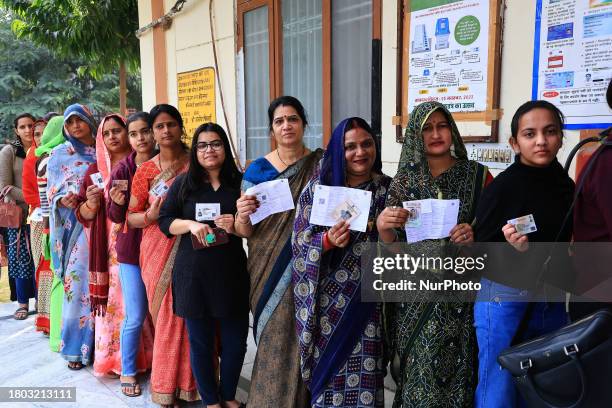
{"left": 532, "top": 0, "right": 612, "bottom": 130}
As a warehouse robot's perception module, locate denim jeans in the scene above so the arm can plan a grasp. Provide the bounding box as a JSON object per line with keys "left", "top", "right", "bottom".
{"left": 474, "top": 278, "right": 568, "bottom": 408}
{"left": 185, "top": 314, "right": 249, "bottom": 405}
{"left": 15, "top": 276, "right": 36, "bottom": 305}
{"left": 118, "top": 263, "right": 148, "bottom": 376}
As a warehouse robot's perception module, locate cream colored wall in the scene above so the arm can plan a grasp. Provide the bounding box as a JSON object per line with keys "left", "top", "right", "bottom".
{"left": 138, "top": 0, "right": 584, "bottom": 177}
{"left": 138, "top": 0, "right": 239, "bottom": 156}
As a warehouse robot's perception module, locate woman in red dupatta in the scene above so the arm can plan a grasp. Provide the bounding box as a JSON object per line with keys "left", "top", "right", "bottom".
{"left": 127, "top": 104, "right": 198, "bottom": 407}
{"left": 75, "top": 114, "right": 152, "bottom": 378}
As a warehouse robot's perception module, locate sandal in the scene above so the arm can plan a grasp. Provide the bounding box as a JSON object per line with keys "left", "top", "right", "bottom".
{"left": 67, "top": 362, "right": 84, "bottom": 370}
{"left": 121, "top": 381, "right": 141, "bottom": 397}
{"left": 13, "top": 307, "right": 28, "bottom": 320}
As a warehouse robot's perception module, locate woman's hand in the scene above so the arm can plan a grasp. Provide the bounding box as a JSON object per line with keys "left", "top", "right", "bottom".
{"left": 502, "top": 223, "right": 529, "bottom": 252}
{"left": 450, "top": 223, "right": 474, "bottom": 245}
{"left": 327, "top": 220, "right": 350, "bottom": 248}
{"left": 59, "top": 192, "right": 79, "bottom": 209}
{"left": 85, "top": 185, "right": 102, "bottom": 209}
{"left": 146, "top": 196, "right": 162, "bottom": 221}
{"left": 236, "top": 194, "right": 259, "bottom": 224}
{"left": 189, "top": 221, "right": 215, "bottom": 246}
{"left": 109, "top": 186, "right": 125, "bottom": 206}
{"left": 214, "top": 214, "right": 235, "bottom": 235}
{"left": 377, "top": 207, "right": 409, "bottom": 232}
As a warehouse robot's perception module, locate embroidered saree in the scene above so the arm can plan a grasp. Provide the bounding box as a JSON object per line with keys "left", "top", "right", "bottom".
{"left": 292, "top": 118, "right": 391, "bottom": 407}
{"left": 128, "top": 157, "right": 197, "bottom": 405}
{"left": 242, "top": 150, "right": 323, "bottom": 407}
{"left": 385, "top": 102, "right": 489, "bottom": 407}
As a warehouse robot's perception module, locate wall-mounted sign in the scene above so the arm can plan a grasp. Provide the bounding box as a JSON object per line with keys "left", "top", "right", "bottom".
{"left": 177, "top": 67, "right": 217, "bottom": 145}
{"left": 533, "top": 0, "right": 612, "bottom": 129}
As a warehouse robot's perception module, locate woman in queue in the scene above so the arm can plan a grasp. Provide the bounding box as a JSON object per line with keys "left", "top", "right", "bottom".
{"left": 47, "top": 104, "right": 97, "bottom": 369}
{"left": 0, "top": 113, "right": 36, "bottom": 320}
{"left": 473, "top": 100, "right": 573, "bottom": 407}
{"left": 235, "top": 96, "right": 323, "bottom": 407}
{"left": 379, "top": 101, "right": 491, "bottom": 407}
{"left": 159, "top": 122, "right": 248, "bottom": 408}
{"left": 75, "top": 114, "right": 152, "bottom": 384}
{"left": 292, "top": 117, "right": 391, "bottom": 407}
{"left": 107, "top": 112, "right": 156, "bottom": 397}
{"left": 127, "top": 104, "right": 197, "bottom": 407}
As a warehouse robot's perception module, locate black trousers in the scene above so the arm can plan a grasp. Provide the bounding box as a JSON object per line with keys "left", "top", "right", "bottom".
{"left": 185, "top": 313, "right": 249, "bottom": 405}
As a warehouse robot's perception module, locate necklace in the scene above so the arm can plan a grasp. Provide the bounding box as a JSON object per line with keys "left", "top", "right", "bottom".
{"left": 277, "top": 145, "right": 306, "bottom": 167}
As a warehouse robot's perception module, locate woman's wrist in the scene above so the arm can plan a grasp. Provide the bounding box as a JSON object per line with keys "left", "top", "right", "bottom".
{"left": 236, "top": 212, "right": 250, "bottom": 225}
{"left": 84, "top": 200, "right": 98, "bottom": 212}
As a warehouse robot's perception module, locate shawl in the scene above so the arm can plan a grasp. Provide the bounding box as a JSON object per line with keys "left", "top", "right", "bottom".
{"left": 47, "top": 105, "right": 96, "bottom": 279}
{"left": 9, "top": 135, "right": 26, "bottom": 159}
{"left": 76, "top": 114, "right": 130, "bottom": 312}
{"left": 292, "top": 118, "right": 390, "bottom": 403}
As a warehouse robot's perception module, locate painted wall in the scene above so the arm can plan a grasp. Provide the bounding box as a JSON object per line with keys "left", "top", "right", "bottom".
{"left": 138, "top": 0, "right": 590, "bottom": 177}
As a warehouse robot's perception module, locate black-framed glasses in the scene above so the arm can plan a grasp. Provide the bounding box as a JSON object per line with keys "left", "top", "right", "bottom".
{"left": 196, "top": 140, "right": 224, "bottom": 152}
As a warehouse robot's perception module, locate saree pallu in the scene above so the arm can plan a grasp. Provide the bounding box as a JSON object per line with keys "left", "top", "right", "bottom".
{"left": 243, "top": 150, "right": 323, "bottom": 408}
{"left": 293, "top": 174, "right": 391, "bottom": 407}
{"left": 130, "top": 159, "right": 197, "bottom": 405}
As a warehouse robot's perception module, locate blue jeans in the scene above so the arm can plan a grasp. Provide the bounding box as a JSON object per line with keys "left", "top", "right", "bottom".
{"left": 474, "top": 278, "right": 568, "bottom": 408}
{"left": 118, "top": 263, "right": 148, "bottom": 376}
{"left": 15, "top": 276, "right": 36, "bottom": 305}
{"left": 185, "top": 314, "right": 249, "bottom": 405}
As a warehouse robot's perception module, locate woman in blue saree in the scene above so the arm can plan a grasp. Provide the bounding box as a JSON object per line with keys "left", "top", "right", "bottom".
{"left": 47, "top": 104, "right": 96, "bottom": 369}
{"left": 235, "top": 96, "right": 323, "bottom": 407}
{"left": 292, "top": 117, "right": 391, "bottom": 407}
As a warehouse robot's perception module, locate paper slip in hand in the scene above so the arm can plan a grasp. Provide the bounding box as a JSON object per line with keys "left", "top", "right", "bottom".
{"left": 402, "top": 199, "right": 460, "bottom": 243}
{"left": 245, "top": 179, "right": 294, "bottom": 225}
{"left": 90, "top": 172, "right": 105, "bottom": 189}
{"left": 195, "top": 203, "right": 221, "bottom": 221}
{"left": 310, "top": 185, "right": 372, "bottom": 232}
{"left": 112, "top": 179, "right": 128, "bottom": 191}
{"left": 507, "top": 214, "right": 537, "bottom": 236}
{"left": 150, "top": 182, "right": 169, "bottom": 198}
{"left": 66, "top": 180, "right": 79, "bottom": 194}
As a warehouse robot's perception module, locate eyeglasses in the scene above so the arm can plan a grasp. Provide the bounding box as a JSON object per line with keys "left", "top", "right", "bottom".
{"left": 196, "top": 140, "right": 224, "bottom": 152}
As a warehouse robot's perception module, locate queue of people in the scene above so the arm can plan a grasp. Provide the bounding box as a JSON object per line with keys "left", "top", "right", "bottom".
{"left": 0, "top": 79, "right": 610, "bottom": 408}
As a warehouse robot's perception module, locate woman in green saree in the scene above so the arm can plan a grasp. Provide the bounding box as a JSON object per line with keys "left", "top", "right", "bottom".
{"left": 379, "top": 101, "right": 491, "bottom": 407}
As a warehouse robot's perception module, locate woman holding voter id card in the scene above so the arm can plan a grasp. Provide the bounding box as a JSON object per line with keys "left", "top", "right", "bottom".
{"left": 107, "top": 112, "right": 156, "bottom": 397}
{"left": 473, "top": 100, "right": 574, "bottom": 407}
{"left": 235, "top": 96, "right": 323, "bottom": 407}
{"left": 158, "top": 122, "right": 248, "bottom": 408}
{"left": 380, "top": 101, "right": 491, "bottom": 407}
{"left": 75, "top": 114, "right": 152, "bottom": 388}
{"left": 127, "top": 104, "right": 197, "bottom": 407}
{"left": 47, "top": 104, "right": 97, "bottom": 370}
{"left": 292, "top": 117, "right": 391, "bottom": 407}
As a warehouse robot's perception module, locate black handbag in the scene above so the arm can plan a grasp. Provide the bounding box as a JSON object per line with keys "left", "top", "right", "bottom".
{"left": 498, "top": 310, "right": 612, "bottom": 408}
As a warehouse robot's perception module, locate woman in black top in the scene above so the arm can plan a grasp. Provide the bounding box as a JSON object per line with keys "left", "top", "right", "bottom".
{"left": 158, "top": 122, "right": 248, "bottom": 408}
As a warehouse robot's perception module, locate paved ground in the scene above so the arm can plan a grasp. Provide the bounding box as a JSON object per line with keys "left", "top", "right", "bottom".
{"left": 0, "top": 299, "right": 395, "bottom": 407}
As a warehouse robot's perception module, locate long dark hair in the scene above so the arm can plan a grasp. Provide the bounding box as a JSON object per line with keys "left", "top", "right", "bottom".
{"left": 178, "top": 122, "right": 242, "bottom": 204}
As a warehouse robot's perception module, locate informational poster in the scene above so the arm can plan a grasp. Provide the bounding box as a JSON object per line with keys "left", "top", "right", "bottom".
{"left": 533, "top": 0, "right": 612, "bottom": 129}
{"left": 407, "top": 0, "right": 490, "bottom": 113}
{"left": 177, "top": 67, "right": 216, "bottom": 144}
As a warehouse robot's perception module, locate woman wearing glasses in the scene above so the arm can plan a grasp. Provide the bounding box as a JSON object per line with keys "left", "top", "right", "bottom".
{"left": 159, "top": 122, "right": 248, "bottom": 408}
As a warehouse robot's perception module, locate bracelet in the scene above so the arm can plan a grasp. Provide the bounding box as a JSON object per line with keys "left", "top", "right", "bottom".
{"left": 236, "top": 212, "right": 251, "bottom": 225}
{"left": 84, "top": 201, "right": 97, "bottom": 212}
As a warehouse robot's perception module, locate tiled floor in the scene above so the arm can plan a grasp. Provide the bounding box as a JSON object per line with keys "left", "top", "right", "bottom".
{"left": 0, "top": 300, "right": 394, "bottom": 407}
